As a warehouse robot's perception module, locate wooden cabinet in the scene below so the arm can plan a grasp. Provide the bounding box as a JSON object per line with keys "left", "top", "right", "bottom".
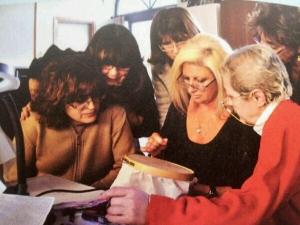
{"left": 220, "top": 1, "right": 256, "bottom": 49}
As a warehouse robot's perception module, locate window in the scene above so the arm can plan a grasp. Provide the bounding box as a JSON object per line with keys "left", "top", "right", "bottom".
{"left": 53, "top": 17, "right": 95, "bottom": 51}
{"left": 115, "top": 0, "right": 177, "bottom": 61}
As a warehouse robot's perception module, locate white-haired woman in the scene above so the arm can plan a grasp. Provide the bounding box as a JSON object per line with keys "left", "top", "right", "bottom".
{"left": 99, "top": 44, "right": 300, "bottom": 225}
{"left": 143, "top": 34, "right": 260, "bottom": 195}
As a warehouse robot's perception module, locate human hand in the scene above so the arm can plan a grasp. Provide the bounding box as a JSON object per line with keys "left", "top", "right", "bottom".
{"left": 98, "top": 187, "right": 149, "bottom": 225}
{"left": 275, "top": 45, "right": 295, "bottom": 64}
{"left": 140, "top": 132, "right": 168, "bottom": 156}
{"left": 20, "top": 103, "right": 31, "bottom": 120}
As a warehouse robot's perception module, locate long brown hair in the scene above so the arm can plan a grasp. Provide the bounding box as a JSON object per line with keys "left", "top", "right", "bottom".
{"left": 148, "top": 7, "right": 201, "bottom": 67}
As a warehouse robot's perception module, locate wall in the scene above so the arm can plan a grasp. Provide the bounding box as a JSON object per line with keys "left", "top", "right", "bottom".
{"left": 186, "top": 3, "right": 220, "bottom": 35}
{"left": 0, "top": 3, "right": 34, "bottom": 67}
{"left": 36, "top": 0, "right": 114, "bottom": 57}
{"left": 0, "top": 0, "right": 114, "bottom": 68}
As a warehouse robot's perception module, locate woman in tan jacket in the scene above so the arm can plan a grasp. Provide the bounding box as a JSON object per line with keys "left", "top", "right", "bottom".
{"left": 4, "top": 53, "right": 136, "bottom": 189}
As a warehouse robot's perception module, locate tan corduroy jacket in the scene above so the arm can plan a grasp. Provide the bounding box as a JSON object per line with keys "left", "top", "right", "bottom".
{"left": 4, "top": 105, "right": 137, "bottom": 189}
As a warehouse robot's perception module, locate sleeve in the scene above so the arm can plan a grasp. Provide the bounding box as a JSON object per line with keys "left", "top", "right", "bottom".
{"left": 160, "top": 103, "right": 178, "bottom": 138}
{"left": 158, "top": 104, "right": 183, "bottom": 160}
{"left": 93, "top": 107, "right": 137, "bottom": 189}
{"left": 151, "top": 64, "right": 172, "bottom": 127}
{"left": 146, "top": 108, "right": 300, "bottom": 225}
{"left": 4, "top": 116, "right": 38, "bottom": 183}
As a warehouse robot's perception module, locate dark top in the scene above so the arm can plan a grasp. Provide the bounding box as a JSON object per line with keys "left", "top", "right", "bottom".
{"left": 104, "top": 65, "right": 159, "bottom": 138}
{"left": 160, "top": 104, "right": 260, "bottom": 188}
{"left": 286, "top": 62, "right": 300, "bottom": 104}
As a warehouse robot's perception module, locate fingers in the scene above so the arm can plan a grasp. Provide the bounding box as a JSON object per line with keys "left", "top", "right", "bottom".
{"left": 20, "top": 104, "right": 31, "bottom": 120}
{"left": 99, "top": 187, "right": 131, "bottom": 200}
{"left": 103, "top": 187, "right": 148, "bottom": 225}
{"left": 141, "top": 132, "right": 168, "bottom": 156}
{"left": 275, "top": 46, "right": 294, "bottom": 63}
{"left": 105, "top": 213, "right": 131, "bottom": 225}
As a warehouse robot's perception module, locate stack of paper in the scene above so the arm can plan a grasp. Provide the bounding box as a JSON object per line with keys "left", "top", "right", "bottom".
{"left": 0, "top": 193, "right": 54, "bottom": 225}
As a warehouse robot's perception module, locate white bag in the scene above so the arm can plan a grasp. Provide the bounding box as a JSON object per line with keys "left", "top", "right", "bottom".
{"left": 111, "top": 154, "right": 194, "bottom": 199}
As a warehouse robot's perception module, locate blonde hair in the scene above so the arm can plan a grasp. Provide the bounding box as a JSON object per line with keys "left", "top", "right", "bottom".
{"left": 223, "top": 44, "right": 293, "bottom": 103}
{"left": 171, "top": 33, "right": 232, "bottom": 115}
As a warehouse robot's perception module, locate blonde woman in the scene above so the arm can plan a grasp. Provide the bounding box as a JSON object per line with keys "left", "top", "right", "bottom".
{"left": 143, "top": 34, "right": 260, "bottom": 195}
{"left": 99, "top": 44, "right": 300, "bottom": 225}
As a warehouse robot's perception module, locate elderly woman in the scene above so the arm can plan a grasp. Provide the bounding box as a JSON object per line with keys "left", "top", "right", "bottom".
{"left": 4, "top": 53, "right": 136, "bottom": 189}
{"left": 100, "top": 44, "right": 300, "bottom": 225}
{"left": 143, "top": 34, "right": 260, "bottom": 194}
{"left": 86, "top": 24, "right": 159, "bottom": 138}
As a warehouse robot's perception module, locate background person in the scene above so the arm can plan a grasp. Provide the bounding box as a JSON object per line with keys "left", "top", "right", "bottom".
{"left": 99, "top": 44, "right": 300, "bottom": 225}
{"left": 86, "top": 24, "right": 159, "bottom": 138}
{"left": 143, "top": 34, "right": 260, "bottom": 195}
{"left": 4, "top": 53, "right": 136, "bottom": 189}
{"left": 148, "top": 7, "right": 201, "bottom": 126}
{"left": 248, "top": 3, "right": 300, "bottom": 103}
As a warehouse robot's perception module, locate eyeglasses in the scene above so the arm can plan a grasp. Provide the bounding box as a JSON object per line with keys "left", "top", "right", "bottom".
{"left": 69, "top": 96, "right": 101, "bottom": 112}
{"left": 179, "top": 77, "right": 216, "bottom": 91}
{"left": 222, "top": 94, "right": 253, "bottom": 126}
{"left": 101, "top": 65, "right": 130, "bottom": 74}
{"left": 159, "top": 40, "right": 187, "bottom": 53}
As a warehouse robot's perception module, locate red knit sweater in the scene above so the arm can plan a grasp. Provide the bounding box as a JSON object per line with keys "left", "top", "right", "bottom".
{"left": 147, "top": 100, "right": 300, "bottom": 225}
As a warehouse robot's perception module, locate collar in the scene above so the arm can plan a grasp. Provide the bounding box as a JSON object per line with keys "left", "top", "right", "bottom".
{"left": 253, "top": 101, "right": 279, "bottom": 136}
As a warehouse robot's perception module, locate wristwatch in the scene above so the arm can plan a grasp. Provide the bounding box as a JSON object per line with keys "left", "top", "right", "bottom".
{"left": 206, "top": 185, "right": 218, "bottom": 198}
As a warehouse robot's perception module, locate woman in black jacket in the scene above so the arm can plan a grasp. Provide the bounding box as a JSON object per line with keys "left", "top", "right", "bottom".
{"left": 86, "top": 24, "right": 159, "bottom": 138}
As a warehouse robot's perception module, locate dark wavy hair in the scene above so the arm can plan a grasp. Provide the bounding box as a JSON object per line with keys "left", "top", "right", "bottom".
{"left": 28, "top": 45, "right": 76, "bottom": 80}
{"left": 86, "top": 24, "right": 146, "bottom": 94}
{"left": 148, "top": 7, "right": 201, "bottom": 66}
{"left": 31, "top": 53, "right": 106, "bottom": 129}
{"left": 248, "top": 3, "right": 300, "bottom": 50}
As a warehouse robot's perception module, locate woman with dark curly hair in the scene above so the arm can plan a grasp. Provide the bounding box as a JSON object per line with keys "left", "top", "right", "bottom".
{"left": 4, "top": 53, "right": 136, "bottom": 189}
{"left": 248, "top": 3, "right": 300, "bottom": 103}
{"left": 86, "top": 24, "right": 159, "bottom": 138}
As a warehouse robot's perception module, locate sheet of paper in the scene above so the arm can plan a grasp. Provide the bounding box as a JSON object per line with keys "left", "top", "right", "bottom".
{"left": 28, "top": 175, "right": 104, "bottom": 204}
{"left": 0, "top": 180, "right": 6, "bottom": 193}
{"left": 0, "top": 126, "right": 15, "bottom": 164}
{"left": 0, "top": 193, "right": 54, "bottom": 225}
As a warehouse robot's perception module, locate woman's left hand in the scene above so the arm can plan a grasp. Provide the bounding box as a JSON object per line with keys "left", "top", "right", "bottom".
{"left": 98, "top": 187, "right": 149, "bottom": 225}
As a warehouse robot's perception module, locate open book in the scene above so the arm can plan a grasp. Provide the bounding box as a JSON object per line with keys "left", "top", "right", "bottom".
{"left": 27, "top": 174, "right": 114, "bottom": 225}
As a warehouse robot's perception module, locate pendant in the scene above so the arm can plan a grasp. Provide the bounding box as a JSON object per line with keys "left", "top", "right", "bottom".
{"left": 196, "top": 128, "right": 201, "bottom": 134}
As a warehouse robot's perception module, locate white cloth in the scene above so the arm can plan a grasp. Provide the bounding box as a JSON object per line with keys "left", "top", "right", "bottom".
{"left": 111, "top": 162, "right": 190, "bottom": 199}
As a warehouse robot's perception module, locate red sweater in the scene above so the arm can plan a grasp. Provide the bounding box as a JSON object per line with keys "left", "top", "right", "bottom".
{"left": 147, "top": 100, "right": 300, "bottom": 225}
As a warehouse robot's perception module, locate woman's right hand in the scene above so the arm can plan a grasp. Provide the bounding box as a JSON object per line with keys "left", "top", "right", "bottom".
{"left": 20, "top": 103, "right": 31, "bottom": 120}
{"left": 140, "top": 132, "right": 168, "bottom": 156}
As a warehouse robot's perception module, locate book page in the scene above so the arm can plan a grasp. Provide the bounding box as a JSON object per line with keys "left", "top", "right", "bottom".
{"left": 0, "top": 193, "right": 54, "bottom": 225}
{"left": 28, "top": 175, "right": 104, "bottom": 204}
